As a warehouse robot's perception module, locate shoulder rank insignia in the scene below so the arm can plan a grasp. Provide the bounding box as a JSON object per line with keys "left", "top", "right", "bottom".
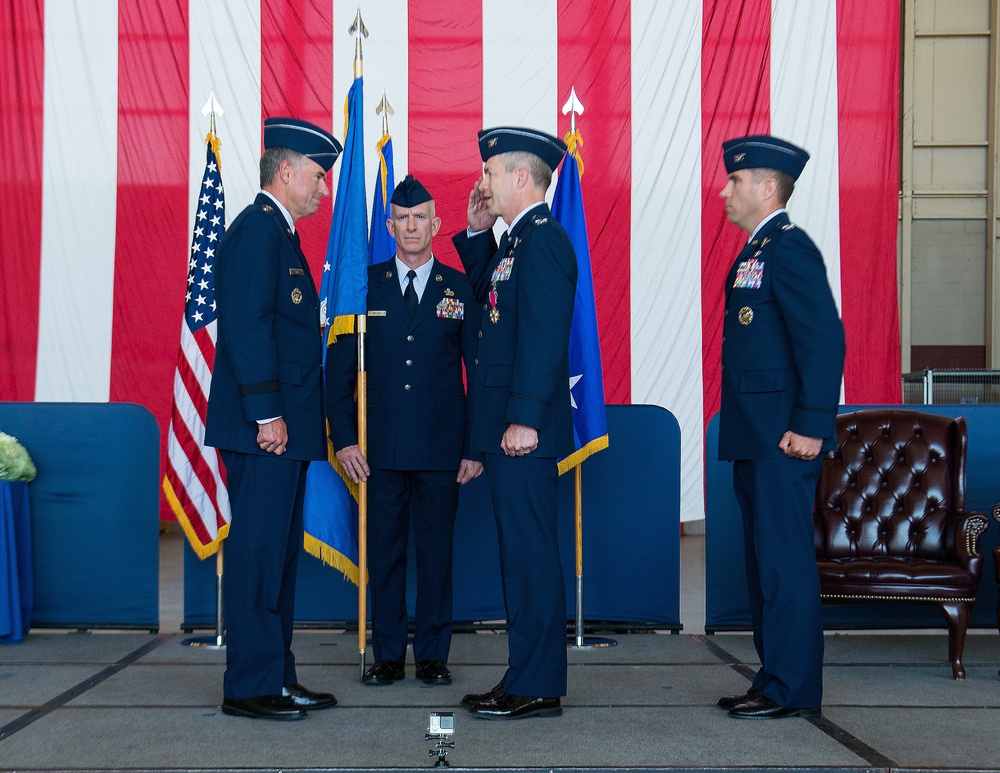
{"left": 262, "top": 204, "right": 273, "bottom": 213}
{"left": 533, "top": 216, "right": 548, "bottom": 225}
{"left": 782, "top": 223, "right": 796, "bottom": 231}
{"left": 733, "top": 259, "right": 764, "bottom": 290}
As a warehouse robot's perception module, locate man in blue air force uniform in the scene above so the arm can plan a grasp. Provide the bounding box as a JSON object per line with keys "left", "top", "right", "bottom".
{"left": 206, "top": 117, "right": 342, "bottom": 721}
{"left": 716, "top": 135, "right": 846, "bottom": 719}
{"left": 452, "top": 127, "right": 577, "bottom": 720}
{"left": 326, "top": 175, "right": 482, "bottom": 688}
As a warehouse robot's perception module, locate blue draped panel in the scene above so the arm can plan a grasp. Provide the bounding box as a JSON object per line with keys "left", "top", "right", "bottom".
{"left": 0, "top": 481, "right": 33, "bottom": 643}
{"left": 706, "top": 404, "right": 1000, "bottom": 631}
{"left": 0, "top": 403, "right": 159, "bottom": 630}
{"left": 185, "top": 404, "right": 682, "bottom": 629}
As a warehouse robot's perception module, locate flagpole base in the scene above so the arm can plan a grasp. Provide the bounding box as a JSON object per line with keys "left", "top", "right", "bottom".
{"left": 568, "top": 635, "right": 617, "bottom": 650}
{"left": 360, "top": 650, "right": 367, "bottom": 681}
{"left": 182, "top": 635, "right": 226, "bottom": 650}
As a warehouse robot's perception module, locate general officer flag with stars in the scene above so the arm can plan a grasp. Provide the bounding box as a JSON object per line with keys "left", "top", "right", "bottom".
{"left": 551, "top": 132, "right": 609, "bottom": 474}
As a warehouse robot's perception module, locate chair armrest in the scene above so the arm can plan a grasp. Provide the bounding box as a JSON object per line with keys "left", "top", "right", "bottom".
{"left": 947, "top": 511, "right": 989, "bottom": 571}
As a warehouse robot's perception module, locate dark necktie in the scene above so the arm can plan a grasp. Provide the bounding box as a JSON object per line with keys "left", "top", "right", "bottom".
{"left": 497, "top": 229, "right": 510, "bottom": 255}
{"left": 403, "top": 269, "right": 418, "bottom": 319}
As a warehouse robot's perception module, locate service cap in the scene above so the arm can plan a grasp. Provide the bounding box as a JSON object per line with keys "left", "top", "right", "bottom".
{"left": 264, "top": 117, "right": 343, "bottom": 172}
{"left": 722, "top": 134, "right": 809, "bottom": 180}
{"left": 477, "top": 126, "right": 567, "bottom": 171}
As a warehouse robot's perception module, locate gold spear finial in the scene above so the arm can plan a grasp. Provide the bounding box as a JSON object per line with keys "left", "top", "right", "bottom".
{"left": 375, "top": 92, "right": 394, "bottom": 136}
{"left": 349, "top": 8, "right": 369, "bottom": 79}
{"left": 561, "top": 86, "right": 585, "bottom": 135}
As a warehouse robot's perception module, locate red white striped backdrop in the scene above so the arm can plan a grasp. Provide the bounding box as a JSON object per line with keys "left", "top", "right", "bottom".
{"left": 0, "top": 0, "right": 900, "bottom": 521}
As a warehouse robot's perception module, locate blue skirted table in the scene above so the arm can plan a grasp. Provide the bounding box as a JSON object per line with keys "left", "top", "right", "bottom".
{"left": 0, "top": 481, "right": 33, "bottom": 643}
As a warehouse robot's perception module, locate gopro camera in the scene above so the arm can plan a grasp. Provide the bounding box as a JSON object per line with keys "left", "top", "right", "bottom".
{"left": 428, "top": 712, "right": 455, "bottom": 736}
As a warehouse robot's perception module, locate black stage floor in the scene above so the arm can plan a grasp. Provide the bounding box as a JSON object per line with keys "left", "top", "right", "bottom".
{"left": 1, "top": 628, "right": 998, "bottom": 772}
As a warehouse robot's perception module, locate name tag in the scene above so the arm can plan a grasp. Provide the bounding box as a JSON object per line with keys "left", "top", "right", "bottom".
{"left": 367, "top": 310, "right": 386, "bottom": 317}
{"left": 289, "top": 268, "right": 304, "bottom": 276}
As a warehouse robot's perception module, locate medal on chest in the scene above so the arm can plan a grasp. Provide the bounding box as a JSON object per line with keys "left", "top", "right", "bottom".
{"left": 488, "top": 282, "right": 500, "bottom": 324}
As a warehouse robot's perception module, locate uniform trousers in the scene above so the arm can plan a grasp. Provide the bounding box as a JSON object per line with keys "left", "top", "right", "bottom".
{"left": 220, "top": 450, "right": 307, "bottom": 699}
{"left": 367, "top": 468, "right": 459, "bottom": 664}
{"left": 733, "top": 456, "right": 825, "bottom": 708}
{"left": 483, "top": 452, "right": 567, "bottom": 698}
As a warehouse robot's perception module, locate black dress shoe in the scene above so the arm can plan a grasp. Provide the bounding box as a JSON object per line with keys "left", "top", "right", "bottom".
{"left": 221, "top": 695, "right": 306, "bottom": 721}
{"left": 469, "top": 689, "right": 562, "bottom": 720}
{"left": 461, "top": 682, "right": 503, "bottom": 708}
{"left": 717, "top": 687, "right": 761, "bottom": 709}
{"left": 415, "top": 659, "right": 452, "bottom": 685}
{"left": 284, "top": 682, "right": 337, "bottom": 709}
{"left": 363, "top": 660, "right": 405, "bottom": 685}
{"left": 728, "top": 694, "right": 821, "bottom": 719}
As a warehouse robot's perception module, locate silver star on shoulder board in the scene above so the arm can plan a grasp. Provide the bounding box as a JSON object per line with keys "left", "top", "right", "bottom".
{"left": 569, "top": 373, "right": 583, "bottom": 409}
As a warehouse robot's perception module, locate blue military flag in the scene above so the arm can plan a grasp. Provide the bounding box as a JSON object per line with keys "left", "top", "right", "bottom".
{"left": 303, "top": 75, "right": 369, "bottom": 584}
{"left": 551, "top": 132, "right": 609, "bottom": 474}
{"left": 369, "top": 132, "right": 395, "bottom": 264}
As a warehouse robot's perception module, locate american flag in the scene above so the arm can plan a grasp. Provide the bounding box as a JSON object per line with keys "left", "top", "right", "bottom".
{"left": 162, "top": 136, "right": 231, "bottom": 558}
{"left": 1, "top": 0, "right": 900, "bottom": 523}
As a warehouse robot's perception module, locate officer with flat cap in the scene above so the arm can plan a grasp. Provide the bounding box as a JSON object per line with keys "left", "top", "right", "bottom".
{"left": 206, "top": 116, "right": 342, "bottom": 721}
{"left": 326, "top": 174, "right": 482, "bottom": 688}
{"left": 452, "top": 126, "right": 577, "bottom": 720}
{"left": 715, "top": 135, "right": 845, "bottom": 719}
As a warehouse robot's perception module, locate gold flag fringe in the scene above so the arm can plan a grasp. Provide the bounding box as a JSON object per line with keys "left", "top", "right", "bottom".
{"left": 162, "top": 476, "right": 230, "bottom": 560}
{"left": 563, "top": 129, "right": 584, "bottom": 177}
{"left": 557, "top": 433, "right": 609, "bottom": 476}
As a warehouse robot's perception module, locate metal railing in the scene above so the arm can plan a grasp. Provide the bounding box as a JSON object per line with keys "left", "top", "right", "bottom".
{"left": 901, "top": 369, "right": 1000, "bottom": 404}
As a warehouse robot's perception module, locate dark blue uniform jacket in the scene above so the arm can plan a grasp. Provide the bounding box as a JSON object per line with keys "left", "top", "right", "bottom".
{"left": 452, "top": 203, "right": 577, "bottom": 459}
{"left": 718, "top": 211, "right": 846, "bottom": 461}
{"left": 206, "top": 193, "right": 326, "bottom": 462}
{"left": 326, "top": 258, "right": 480, "bottom": 470}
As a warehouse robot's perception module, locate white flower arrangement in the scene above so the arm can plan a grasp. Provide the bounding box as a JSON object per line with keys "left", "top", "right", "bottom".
{"left": 0, "top": 432, "right": 37, "bottom": 482}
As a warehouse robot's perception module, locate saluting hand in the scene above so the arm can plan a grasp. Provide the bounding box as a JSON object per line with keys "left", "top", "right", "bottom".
{"left": 467, "top": 179, "right": 497, "bottom": 232}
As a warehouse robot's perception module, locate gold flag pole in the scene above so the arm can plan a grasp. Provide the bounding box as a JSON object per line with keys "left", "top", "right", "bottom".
{"left": 350, "top": 7, "right": 370, "bottom": 680}
{"left": 561, "top": 86, "right": 615, "bottom": 650}
{"left": 184, "top": 91, "right": 227, "bottom": 651}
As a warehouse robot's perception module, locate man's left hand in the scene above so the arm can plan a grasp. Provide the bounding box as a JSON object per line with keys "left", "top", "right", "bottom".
{"left": 779, "top": 430, "right": 822, "bottom": 461}
{"left": 457, "top": 459, "right": 484, "bottom": 484}
{"left": 501, "top": 423, "right": 538, "bottom": 457}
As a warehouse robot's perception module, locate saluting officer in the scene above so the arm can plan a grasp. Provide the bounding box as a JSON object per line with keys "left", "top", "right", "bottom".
{"left": 327, "top": 175, "right": 482, "bottom": 688}
{"left": 715, "top": 135, "right": 846, "bottom": 719}
{"left": 452, "top": 127, "right": 577, "bottom": 720}
{"left": 206, "top": 117, "right": 341, "bottom": 721}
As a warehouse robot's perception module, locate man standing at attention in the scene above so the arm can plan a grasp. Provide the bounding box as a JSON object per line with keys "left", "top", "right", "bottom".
{"left": 327, "top": 175, "right": 482, "bottom": 688}
{"left": 452, "top": 127, "right": 577, "bottom": 720}
{"left": 716, "top": 135, "right": 846, "bottom": 719}
{"left": 206, "top": 117, "right": 342, "bottom": 721}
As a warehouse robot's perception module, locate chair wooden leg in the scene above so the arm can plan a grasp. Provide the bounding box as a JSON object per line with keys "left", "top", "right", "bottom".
{"left": 939, "top": 600, "right": 973, "bottom": 680}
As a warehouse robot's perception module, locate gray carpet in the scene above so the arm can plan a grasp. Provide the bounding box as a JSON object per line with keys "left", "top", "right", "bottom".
{"left": 1, "top": 629, "right": 998, "bottom": 771}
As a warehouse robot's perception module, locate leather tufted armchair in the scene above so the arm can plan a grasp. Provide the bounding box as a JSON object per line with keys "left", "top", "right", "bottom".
{"left": 814, "top": 409, "right": 988, "bottom": 679}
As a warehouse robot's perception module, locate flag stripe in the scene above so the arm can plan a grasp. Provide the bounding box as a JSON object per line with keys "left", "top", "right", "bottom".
{"left": 630, "top": 1, "right": 704, "bottom": 517}
{"left": 0, "top": 0, "right": 44, "bottom": 402}
{"left": 407, "top": 0, "right": 483, "bottom": 270}
{"left": 262, "top": 0, "right": 334, "bottom": 282}
{"left": 700, "top": 0, "right": 772, "bottom": 437}
{"left": 111, "top": 0, "right": 190, "bottom": 522}
{"left": 558, "top": 0, "right": 632, "bottom": 406}
{"left": 770, "top": 1, "right": 843, "bottom": 312}
{"left": 35, "top": 2, "right": 118, "bottom": 402}
{"left": 835, "top": 0, "right": 901, "bottom": 402}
